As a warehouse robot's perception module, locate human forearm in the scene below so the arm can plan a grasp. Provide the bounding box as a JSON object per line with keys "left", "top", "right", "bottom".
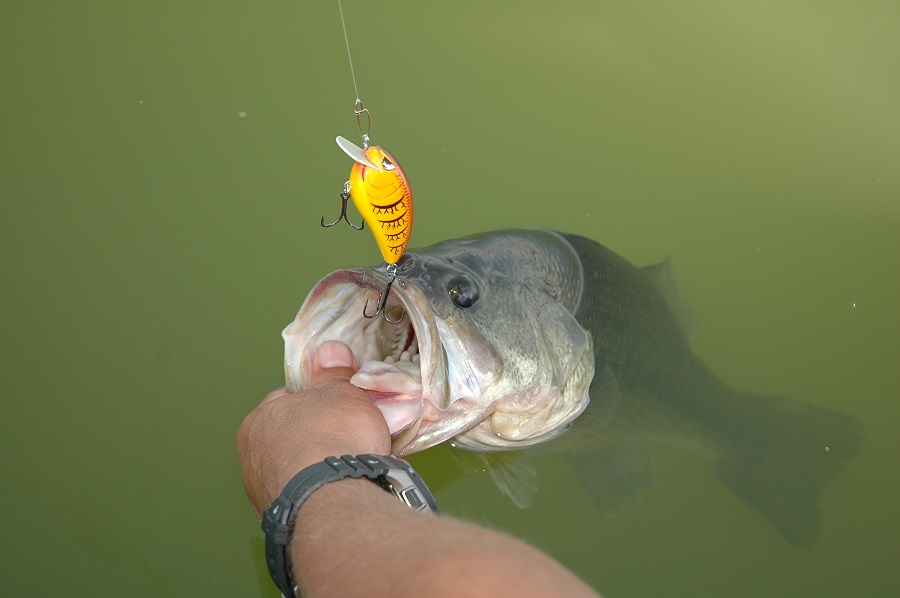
{"left": 292, "top": 478, "right": 601, "bottom": 598}
{"left": 238, "top": 341, "right": 600, "bottom": 597}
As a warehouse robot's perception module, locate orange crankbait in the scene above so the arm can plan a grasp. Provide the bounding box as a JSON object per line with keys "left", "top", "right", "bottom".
{"left": 341, "top": 138, "right": 413, "bottom": 265}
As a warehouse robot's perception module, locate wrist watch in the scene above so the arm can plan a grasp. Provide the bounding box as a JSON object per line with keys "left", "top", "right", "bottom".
{"left": 261, "top": 454, "right": 439, "bottom": 597}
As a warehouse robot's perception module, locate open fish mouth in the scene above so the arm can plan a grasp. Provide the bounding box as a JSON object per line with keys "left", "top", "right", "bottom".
{"left": 283, "top": 268, "right": 446, "bottom": 450}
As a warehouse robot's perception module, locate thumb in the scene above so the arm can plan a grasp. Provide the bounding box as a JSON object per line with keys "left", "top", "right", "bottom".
{"left": 310, "top": 340, "right": 360, "bottom": 387}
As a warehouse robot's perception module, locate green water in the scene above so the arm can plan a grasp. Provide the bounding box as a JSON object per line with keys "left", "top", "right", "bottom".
{"left": 1, "top": 1, "right": 898, "bottom": 596}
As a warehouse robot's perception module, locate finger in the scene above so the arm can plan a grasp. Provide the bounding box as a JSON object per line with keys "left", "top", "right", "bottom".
{"left": 310, "top": 340, "right": 361, "bottom": 387}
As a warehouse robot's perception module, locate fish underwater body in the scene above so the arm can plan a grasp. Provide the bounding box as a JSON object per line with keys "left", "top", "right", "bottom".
{"left": 283, "top": 229, "right": 862, "bottom": 547}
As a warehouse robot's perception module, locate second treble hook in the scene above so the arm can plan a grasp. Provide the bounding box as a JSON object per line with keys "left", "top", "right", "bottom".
{"left": 363, "top": 263, "right": 404, "bottom": 323}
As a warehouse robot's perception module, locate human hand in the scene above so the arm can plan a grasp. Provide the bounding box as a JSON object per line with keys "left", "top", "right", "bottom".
{"left": 236, "top": 340, "right": 391, "bottom": 517}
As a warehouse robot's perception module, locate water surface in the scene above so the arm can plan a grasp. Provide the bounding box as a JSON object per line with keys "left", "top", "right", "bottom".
{"left": 1, "top": 1, "right": 897, "bottom": 596}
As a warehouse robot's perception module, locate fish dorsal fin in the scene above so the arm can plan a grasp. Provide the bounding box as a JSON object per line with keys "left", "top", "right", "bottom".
{"left": 480, "top": 452, "right": 538, "bottom": 509}
{"left": 641, "top": 257, "right": 695, "bottom": 337}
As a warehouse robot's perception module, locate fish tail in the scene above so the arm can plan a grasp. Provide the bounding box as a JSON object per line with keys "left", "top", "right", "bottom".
{"left": 711, "top": 392, "right": 863, "bottom": 547}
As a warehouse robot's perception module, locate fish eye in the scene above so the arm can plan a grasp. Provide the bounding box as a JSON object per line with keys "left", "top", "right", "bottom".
{"left": 381, "top": 157, "right": 395, "bottom": 171}
{"left": 446, "top": 274, "right": 479, "bottom": 308}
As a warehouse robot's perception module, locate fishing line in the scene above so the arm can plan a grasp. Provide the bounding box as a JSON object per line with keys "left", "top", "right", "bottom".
{"left": 337, "top": 0, "right": 371, "bottom": 145}
{"left": 337, "top": 0, "right": 360, "bottom": 102}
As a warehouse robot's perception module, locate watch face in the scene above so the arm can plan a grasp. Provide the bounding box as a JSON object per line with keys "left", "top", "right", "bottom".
{"left": 382, "top": 465, "right": 439, "bottom": 513}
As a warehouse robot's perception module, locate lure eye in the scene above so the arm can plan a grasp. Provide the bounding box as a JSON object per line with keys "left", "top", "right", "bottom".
{"left": 382, "top": 157, "right": 395, "bottom": 171}
{"left": 446, "top": 274, "right": 479, "bottom": 309}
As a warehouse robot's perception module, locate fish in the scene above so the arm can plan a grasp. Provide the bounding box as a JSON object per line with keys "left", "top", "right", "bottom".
{"left": 283, "top": 229, "right": 862, "bottom": 547}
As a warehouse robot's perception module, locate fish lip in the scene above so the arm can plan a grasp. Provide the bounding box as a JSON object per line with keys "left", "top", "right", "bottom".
{"left": 282, "top": 267, "right": 447, "bottom": 453}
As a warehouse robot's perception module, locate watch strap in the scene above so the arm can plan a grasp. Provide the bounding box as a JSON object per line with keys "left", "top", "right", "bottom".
{"left": 261, "top": 454, "right": 438, "bottom": 596}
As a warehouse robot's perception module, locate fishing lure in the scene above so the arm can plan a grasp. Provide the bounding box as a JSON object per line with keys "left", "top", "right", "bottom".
{"left": 331, "top": 135, "right": 413, "bottom": 264}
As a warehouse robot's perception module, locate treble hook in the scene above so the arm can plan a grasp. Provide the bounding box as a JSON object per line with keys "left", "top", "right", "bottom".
{"left": 321, "top": 182, "right": 364, "bottom": 230}
{"left": 363, "top": 263, "right": 406, "bottom": 323}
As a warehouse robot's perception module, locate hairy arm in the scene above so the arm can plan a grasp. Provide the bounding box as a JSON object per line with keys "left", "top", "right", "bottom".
{"left": 237, "top": 341, "right": 601, "bottom": 598}
{"left": 293, "top": 478, "right": 599, "bottom": 598}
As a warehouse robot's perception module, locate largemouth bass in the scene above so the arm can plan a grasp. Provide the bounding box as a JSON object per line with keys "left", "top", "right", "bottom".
{"left": 283, "top": 229, "right": 861, "bottom": 546}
